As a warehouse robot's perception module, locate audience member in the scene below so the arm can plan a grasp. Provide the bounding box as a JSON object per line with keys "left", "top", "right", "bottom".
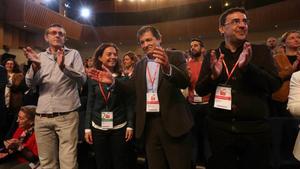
{"left": 1, "top": 45, "right": 16, "bottom": 64}
{"left": 287, "top": 71, "right": 300, "bottom": 161}
{"left": 0, "top": 65, "right": 7, "bottom": 147}
{"left": 85, "top": 42, "right": 134, "bottom": 169}
{"left": 188, "top": 37, "right": 210, "bottom": 167}
{"left": 0, "top": 105, "right": 39, "bottom": 169}
{"left": 2, "top": 58, "right": 26, "bottom": 138}
{"left": 24, "top": 23, "right": 86, "bottom": 169}
{"left": 85, "top": 56, "right": 94, "bottom": 71}
{"left": 270, "top": 30, "right": 300, "bottom": 168}
{"left": 196, "top": 7, "right": 281, "bottom": 169}
{"left": 122, "top": 51, "right": 138, "bottom": 78}
{"left": 272, "top": 30, "right": 300, "bottom": 114}
{"left": 266, "top": 36, "right": 278, "bottom": 55}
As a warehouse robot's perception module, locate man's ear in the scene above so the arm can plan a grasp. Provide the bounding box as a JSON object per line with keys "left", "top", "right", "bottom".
{"left": 219, "top": 26, "right": 225, "bottom": 35}
{"left": 44, "top": 34, "right": 49, "bottom": 43}
{"left": 158, "top": 37, "right": 162, "bottom": 46}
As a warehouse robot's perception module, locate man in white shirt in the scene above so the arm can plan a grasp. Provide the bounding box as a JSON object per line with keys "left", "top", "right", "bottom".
{"left": 24, "top": 23, "right": 86, "bottom": 169}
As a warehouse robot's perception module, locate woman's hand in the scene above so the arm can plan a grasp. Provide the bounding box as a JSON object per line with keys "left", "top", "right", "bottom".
{"left": 0, "top": 152, "right": 8, "bottom": 159}
{"left": 85, "top": 131, "right": 93, "bottom": 144}
{"left": 125, "top": 128, "right": 133, "bottom": 142}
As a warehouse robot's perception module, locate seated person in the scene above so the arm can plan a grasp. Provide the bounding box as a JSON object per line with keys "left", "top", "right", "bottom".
{"left": 0, "top": 105, "right": 39, "bottom": 169}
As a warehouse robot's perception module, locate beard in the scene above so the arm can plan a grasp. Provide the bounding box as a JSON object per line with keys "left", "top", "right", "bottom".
{"left": 191, "top": 50, "right": 201, "bottom": 58}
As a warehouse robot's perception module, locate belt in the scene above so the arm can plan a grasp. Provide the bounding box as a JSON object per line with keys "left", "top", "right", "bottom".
{"left": 146, "top": 112, "right": 161, "bottom": 118}
{"left": 35, "top": 111, "right": 71, "bottom": 118}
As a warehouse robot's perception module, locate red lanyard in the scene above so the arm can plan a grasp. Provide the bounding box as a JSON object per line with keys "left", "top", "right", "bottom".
{"left": 146, "top": 64, "right": 160, "bottom": 90}
{"left": 222, "top": 59, "right": 239, "bottom": 81}
{"left": 99, "top": 83, "right": 111, "bottom": 105}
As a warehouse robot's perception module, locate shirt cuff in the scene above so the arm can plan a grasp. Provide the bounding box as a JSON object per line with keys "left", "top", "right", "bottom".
{"left": 126, "top": 127, "right": 134, "bottom": 131}
{"left": 85, "top": 129, "right": 91, "bottom": 133}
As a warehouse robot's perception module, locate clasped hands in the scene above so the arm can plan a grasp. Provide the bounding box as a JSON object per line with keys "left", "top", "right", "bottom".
{"left": 0, "top": 139, "right": 23, "bottom": 159}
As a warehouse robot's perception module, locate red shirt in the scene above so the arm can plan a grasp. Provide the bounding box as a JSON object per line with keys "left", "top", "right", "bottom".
{"left": 12, "top": 127, "right": 38, "bottom": 163}
{"left": 187, "top": 58, "right": 209, "bottom": 103}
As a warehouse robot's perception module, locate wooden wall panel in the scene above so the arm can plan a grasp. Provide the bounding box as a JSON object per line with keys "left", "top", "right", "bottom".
{"left": 24, "top": 1, "right": 82, "bottom": 40}
{"left": 0, "top": 23, "right": 4, "bottom": 48}
{"left": 86, "top": 0, "right": 300, "bottom": 43}
{"left": 94, "top": 0, "right": 208, "bottom": 12}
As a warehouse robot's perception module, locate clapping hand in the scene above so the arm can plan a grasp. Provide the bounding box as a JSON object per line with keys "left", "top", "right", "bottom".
{"left": 152, "top": 46, "right": 170, "bottom": 73}
{"left": 210, "top": 49, "right": 224, "bottom": 80}
{"left": 23, "top": 47, "right": 40, "bottom": 64}
{"left": 23, "top": 47, "right": 41, "bottom": 72}
{"left": 238, "top": 42, "right": 252, "bottom": 69}
{"left": 56, "top": 48, "right": 65, "bottom": 70}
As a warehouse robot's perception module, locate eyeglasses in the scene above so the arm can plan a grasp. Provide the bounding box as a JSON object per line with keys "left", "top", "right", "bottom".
{"left": 224, "top": 19, "right": 250, "bottom": 26}
{"left": 48, "top": 30, "right": 65, "bottom": 37}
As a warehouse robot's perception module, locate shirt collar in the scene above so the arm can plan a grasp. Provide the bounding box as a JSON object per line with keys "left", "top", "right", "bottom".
{"left": 219, "top": 40, "right": 246, "bottom": 56}
{"left": 46, "top": 46, "right": 71, "bottom": 54}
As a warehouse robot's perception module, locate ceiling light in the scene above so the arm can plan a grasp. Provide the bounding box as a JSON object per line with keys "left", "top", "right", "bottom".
{"left": 80, "top": 7, "right": 91, "bottom": 18}
{"left": 44, "top": 0, "right": 53, "bottom": 3}
{"left": 64, "top": 2, "right": 71, "bottom": 8}
{"left": 224, "top": 2, "right": 229, "bottom": 7}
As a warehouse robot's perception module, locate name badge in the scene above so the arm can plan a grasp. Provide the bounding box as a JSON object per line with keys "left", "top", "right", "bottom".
{"left": 146, "top": 92, "right": 160, "bottom": 112}
{"left": 214, "top": 85, "right": 232, "bottom": 110}
{"left": 101, "top": 111, "right": 113, "bottom": 129}
{"left": 193, "top": 90, "right": 202, "bottom": 103}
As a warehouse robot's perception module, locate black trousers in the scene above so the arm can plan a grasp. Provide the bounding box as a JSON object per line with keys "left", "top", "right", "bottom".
{"left": 92, "top": 127, "right": 130, "bottom": 169}
{"left": 189, "top": 103, "right": 210, "bottom": 166}
{"left": 207, "top": 122, "right": 271, "bottom": 169}
{"left": 144, "top": 115, "right": 192, "bottom": 169}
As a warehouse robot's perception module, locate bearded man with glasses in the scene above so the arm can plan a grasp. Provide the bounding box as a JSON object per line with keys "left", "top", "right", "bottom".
{"left": 23, "top": 23, "right": 86, "bottom": 169}
{"left": 195, "top": 7, "right": 281, "bottom": 169}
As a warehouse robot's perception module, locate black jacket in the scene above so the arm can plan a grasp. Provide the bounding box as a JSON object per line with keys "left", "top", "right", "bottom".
{"left": 196, "top": 41, "right": 281, "bottom": 133}
{"left": 0, "top": 66, "right": 7, "bottom": 128}
{"left": 85, "top": 76, "right": 134, "bottom": 130}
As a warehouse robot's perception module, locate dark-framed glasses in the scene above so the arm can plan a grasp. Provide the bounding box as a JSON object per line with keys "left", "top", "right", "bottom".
{"left": 225, "top": 19, "right": 250, "bottom": 26}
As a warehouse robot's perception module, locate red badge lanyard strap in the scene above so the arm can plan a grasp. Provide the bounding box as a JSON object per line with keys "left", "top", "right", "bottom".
{"left": 99, "top": 83, "right": 111, "bottom": 105}
{"left": 222, "top": 59, "right": 239, "bottom": 81}
{"left": 146, "top": 64, "right": 160, "bottom": 91}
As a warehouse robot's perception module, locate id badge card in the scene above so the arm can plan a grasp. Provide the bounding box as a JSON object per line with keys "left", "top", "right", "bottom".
{"left": 214, "top": 85, "right": 232, "bottom": 110}
{"left": 193, "top": 90, "right": 202, "bottom": 103}
{"left": 101, "top": 111, "right": 113, "bottom": 129}
{"left": 146, "top": 92, "right": 160, "bottom": 112}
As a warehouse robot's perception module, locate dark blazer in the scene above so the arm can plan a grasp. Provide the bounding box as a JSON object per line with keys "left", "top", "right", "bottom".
{"left": 9, "top": 73, "right": 26, "bottom": 110}
{"left": 0, "top": 66, "right": 7, "bottom": 126}
{"left": 117, "top": 50, "right": 193, "bottom": 138}
{"left": 85, "top": 76, "right": 134, "bottom": 130}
